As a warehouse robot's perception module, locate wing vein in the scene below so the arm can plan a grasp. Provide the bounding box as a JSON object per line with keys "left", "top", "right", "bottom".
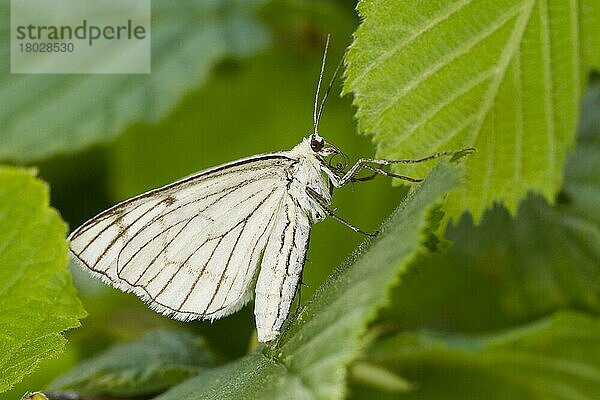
{"left": 74, "top": 201, "right": 146, "bottom": 256}
{"left": 155, "top": 235, "right": 223, "bottom": 301}
{"left": 200, "top": 187, "right": 280, "bottom": 314}
{"left": 274, "top": 203, "right": 298, "bottom": 329}
{"left": 114, "top": 176, "right": 267, "bottom": 270}
{"left": 90, "top": 203, "right": 157, "bottom": 268}
{"left": 210, "top": 201, "right": 281, "bottom": 316}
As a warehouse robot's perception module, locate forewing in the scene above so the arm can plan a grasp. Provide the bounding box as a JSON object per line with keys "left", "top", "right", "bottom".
{"left": 254, "top": 195, "right": 311, "bottom": 343}
{"left": 69, "top": 155, "right": 293, "bottom": 320}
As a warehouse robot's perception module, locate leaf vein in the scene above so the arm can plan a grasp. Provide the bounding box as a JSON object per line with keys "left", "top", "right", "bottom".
{"left": 539, "top": 0, "right": 556, "bottom": 187}
{"left": 388, "top": 67, "right": 495, "bottom": 151}
{"left": 373, "top": 4, "right": 524, "bottom": 132}
{"left": 467, "top": 0, "right": 536, "bottom": 144}
{"left": 351, "top": 0, "right": 474, "bottom": 86}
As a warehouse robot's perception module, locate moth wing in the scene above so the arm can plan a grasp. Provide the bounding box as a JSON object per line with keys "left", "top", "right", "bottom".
{"left": 69, "top": 154, "right": 293, "bottom": 320}
{"left": 254, "top": 195, "right": 311, "bottom": 342}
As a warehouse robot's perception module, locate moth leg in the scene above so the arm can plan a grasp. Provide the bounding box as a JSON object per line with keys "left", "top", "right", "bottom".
{"left": 382, "top": 151, "right": 451, "bottom": 165}
{"left": 328, "top": 150, "right": 464, "bottom": 187}
{"left": 350, "top": 170, "right": 378, "bottom": 182}
{"left": 328, "top": 210, "right": 378, "bottom": 237}
{"left": 294, "top": 279, "right": 307, "bottom": 315}
{"left": 360, "top": 165, "right": 423, "bottom": 183}
{"left": 306, "top": 187, "right": 378, "bottom": 237}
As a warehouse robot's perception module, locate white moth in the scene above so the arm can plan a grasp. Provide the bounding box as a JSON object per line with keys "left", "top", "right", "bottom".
{"left": 68, "top": 37, "right": 453, "bottom": 343}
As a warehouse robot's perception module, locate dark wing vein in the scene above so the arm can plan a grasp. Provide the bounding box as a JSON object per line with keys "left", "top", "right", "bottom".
{"left": 132, "top": 185, "right": 281, "bottom": 315}
{"left": 113, "top": 180, "right": 268, "bottom": 274}
{"left": 91, "top": 204, "right": 156, "bottom": 267}
{"left": 131, "top": 217, "right": 195, "bottom": 286}
{"left": 275, "top": 203, "right": 297, "bottom": 326}
{"left": 154, "top": 234, "right": 225, "bottom": 301}
{"left": 200, "top": 187, "right": 280, "bottom": 313}
{"left": 115, "top": 177, "right": 260, "bottom": 276}
{"left": 205, "top": 201, "right": 280, "bottom": 317}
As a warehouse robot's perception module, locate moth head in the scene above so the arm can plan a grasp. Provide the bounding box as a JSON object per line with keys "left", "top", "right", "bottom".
{"left": 309, "top": 133, "right": 337, "bottom": 157}
{"left": 310, "top": 133, "right": 325, "bottom": 153}
{"left": 309, "top": 133, "right": 338, "bottom": 156}
{"left": 309, "top": 134, "right": 349, "bottom": 171}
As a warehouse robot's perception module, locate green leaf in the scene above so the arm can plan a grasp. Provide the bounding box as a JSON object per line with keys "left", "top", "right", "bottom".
{"left": 382, "top": 84, "right": 600, "bottom": 332}
{"left": 49, "top": 330, "right": 217, "bottom": 397}
{"left": 156, "top": 161, "right": 462, "bottom": 399}
{"left": 344, "top": 0, "right": 600, "bottom": 221}
{"left": 0, "top": 1, "right": 269, "bottom": 163}
{"left": 0, "top": 167, "right": 85, "bottom": 393}
{"left": 349, "top": 312, "right": 600, "bottom": 399}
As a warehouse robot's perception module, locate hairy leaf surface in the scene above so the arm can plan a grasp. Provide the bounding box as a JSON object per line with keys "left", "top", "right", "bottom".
{"left": 0, "top": 168, "right": 85, "bottom": 393}
{"left": 345, "top": 0, "right": 600, "bottom": 220}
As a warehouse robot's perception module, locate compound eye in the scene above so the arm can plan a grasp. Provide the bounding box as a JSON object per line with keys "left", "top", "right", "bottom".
{"left": 310, "top": 137, "right": 324, "bottom": 152}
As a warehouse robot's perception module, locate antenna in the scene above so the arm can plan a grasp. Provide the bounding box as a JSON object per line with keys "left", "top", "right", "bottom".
{"left": 313, "top": 34, "right": 331, "bottom": 136}
{"left": 315, "top": 56, "right": 343, "bottom": 129}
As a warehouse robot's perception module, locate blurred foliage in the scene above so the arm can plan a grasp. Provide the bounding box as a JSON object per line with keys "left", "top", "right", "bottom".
{"left": 49, "top": 330, "right": 217, "bottom": 397}
{"left": 350, "top": 312, "right": 600, "bottom": 400}
{"left": 0, "top": 0, "right": 599, "bottom": 399}
{"left": 0, "top": 1, "right": 269, "bottom": 162}
{"left": 0, "top": 168, "right": 85, "bottom": 393}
